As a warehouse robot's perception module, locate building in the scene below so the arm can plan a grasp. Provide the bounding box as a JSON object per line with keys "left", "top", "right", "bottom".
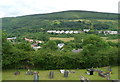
{"left": 83, "top": 29, "right": 90, "bottom": 32}
{"left": 72, "top": 49, "right": 83, "bottom": 53}
{"left": 103, "top": 31, "right": 118, "bottom": 35}
{"left": 31, "top": 44, "right": 41, "bottom": 51}
{"left": 58, "top": 43, "right": 65, "bottom": 49}
{"left": 73, "top": 31, "right": 79, "bottom": 34}
{"left": 24, "top": 38, "right": 34, "bottom": 42}
{"left": 7, "top": 37, "right": 16, "bottom": 40}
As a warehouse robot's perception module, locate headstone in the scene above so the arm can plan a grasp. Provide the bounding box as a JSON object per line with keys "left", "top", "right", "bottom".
{"left": 60, "top": 70, "right": 65, "bottom": 73}
{"left": 108, "top": 66, "right": 112, "bottom": 73}
{"left": 14, "top": 71, "right": 20, "bottom": 75}
{"left": 64, "top": 71, "right": 69, "bottom": 77}
{"left": 26, "top": 69, "right": 33, "bottom": 75}
{"left": 49, "top": 71, "right": 54, "bottom": 79}
{"left": 34, "top": 72, "right": 39, "bottom": 82}
{"left": 90, "top": 70, "right": 93, "bottom": 75}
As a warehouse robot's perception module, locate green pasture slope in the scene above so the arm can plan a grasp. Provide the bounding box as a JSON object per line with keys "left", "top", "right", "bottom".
{"left": 2, "top": 66, "right": 119, "bottom": 80}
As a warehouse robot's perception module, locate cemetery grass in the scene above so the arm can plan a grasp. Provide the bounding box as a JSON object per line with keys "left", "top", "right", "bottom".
{"left": 2, "top": 66, "right": 119, "bottom": 80}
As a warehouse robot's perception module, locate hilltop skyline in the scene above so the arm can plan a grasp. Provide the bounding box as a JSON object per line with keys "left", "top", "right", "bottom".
{"left": 0, "top": 0, "right": 119, "bottom": 18}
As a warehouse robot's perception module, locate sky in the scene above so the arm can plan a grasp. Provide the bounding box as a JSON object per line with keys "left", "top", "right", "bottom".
{"left": 0, "top": 0, "right": 119, "bottom": 18}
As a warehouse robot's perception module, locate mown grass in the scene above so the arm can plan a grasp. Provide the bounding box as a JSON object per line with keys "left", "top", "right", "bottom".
{"left": 2, "top": 66, "right": 119, "bottom": 80}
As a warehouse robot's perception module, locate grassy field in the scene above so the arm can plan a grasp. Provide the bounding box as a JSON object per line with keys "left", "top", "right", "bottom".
{"left": 50, "top": 37, "right": 118, "bottom": 43}
{"left": 50, "top": 37, "right": 74, "bottom": 42}
{"left": 101, "top": 37, "right": 118, "bottom": 43}
{"left": 2, "top": 66, "right": 119, "bottom": 80}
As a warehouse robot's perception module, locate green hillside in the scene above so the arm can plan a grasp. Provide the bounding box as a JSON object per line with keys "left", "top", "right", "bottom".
{"left": 2, "top": 10, "right": 119, "bottom": 37}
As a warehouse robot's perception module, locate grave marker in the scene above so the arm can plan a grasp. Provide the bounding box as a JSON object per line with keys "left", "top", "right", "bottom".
{"left": 64, "top": 71, "right": 69, "bottom": 77}
{"left": 49, "top": 71, "right": 54, "bottom": 79}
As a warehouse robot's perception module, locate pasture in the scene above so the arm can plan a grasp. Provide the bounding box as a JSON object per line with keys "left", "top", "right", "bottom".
{"left": 50, "top": 37, "right": 74, "bottom": 42}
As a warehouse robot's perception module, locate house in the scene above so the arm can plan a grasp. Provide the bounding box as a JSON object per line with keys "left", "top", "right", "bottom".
{"left": 7, "top": 37, "right": 16, "bottom": 40}
{"left": 73, "top": 31, "right": 79, "bottom": 34}
{"left": 31, "top": 44, "right": 41, "bottom": 51}
{"left": 58, "top": 43, "right": 65, "bottom": 49}
{"left": 103, "top": 31, "right": 118, "bottom": 35}
{"left": 97, "top": 31, "right": 102, "bottom": 34}
{"left": 35, "top": 40, "right": 43, "bottom": 43}
{"left": 24, "top": 38, "right": 34, "bottom": 42}
{"left": 47, "top": 30, "right": 53, "bottom": 33}
{"left": 60, "top": 30, "right": 65, "bottom": 34}
{"left": 65, "top": 31, "right": 69, "bottom": 34}
{"left": 78, "top": 31, "right": 83, "bottom": 33}
{"left": 83, "top": 29, "right": 90, "bottom": 32}
{"left": 108, "top": 31, "right": 118, "bottom": 34}
{"left": 69, "top": 31, "right": 74, "bottom": 34}
{"left": 72, "top": 49, "right": 83, "bottom": 53}
{"left": 56, "top": 31, "right": 61, "bottom": 34}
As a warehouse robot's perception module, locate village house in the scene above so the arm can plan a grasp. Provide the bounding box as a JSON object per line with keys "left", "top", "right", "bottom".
{"left": 69, "top": 31, "right": 74, "bottom": 34}
{"left": 65, "top": 31, "right": 69, "bottom": 34}
{"left": 58, "top": 43, "right": 65, "bottom": 49}
{"left": 31, "top": 43, "right": 41, "bottom": 51}
{"left": 35, "top": 40, "right": 43, "bottom": 43}
{"left": 108, "top": 31, "right": 118, "bottom": 34}
{"left": 56, "top": 31, "right": 61, "bottom": 34}
{"left": 60, "top": 30, "right": 65, "bottom": 34}
{"left": 7, "top": 37, "right": 16, "bottom": 40}
{"left": 83, "top": 29, "right": 90, "bottom": 32}
{"left": 73, "top": 31, "right": 79, "bottom": 34}
{"left": 103, "top": 31, "right": 118, "bottom": 34}
{"left": 24, "top": 38, "right": 34, "bottom": 42}
{"left": 72, "top": 49, "right": 83, "bottom": 53}
{"left": 47, "top": 30, "right": 53, "bottom": 33}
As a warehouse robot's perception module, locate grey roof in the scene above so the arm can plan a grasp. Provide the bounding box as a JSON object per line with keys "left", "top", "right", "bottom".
{"left": 72, "top": 49, "right": 83, "bottom": 53}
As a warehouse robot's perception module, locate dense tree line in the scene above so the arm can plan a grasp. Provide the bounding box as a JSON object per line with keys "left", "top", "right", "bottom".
{"left": 2, "top": 32, "right": 119, "bottom": 69}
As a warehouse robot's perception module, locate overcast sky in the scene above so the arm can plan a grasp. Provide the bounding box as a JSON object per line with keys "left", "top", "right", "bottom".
{"left": 0, "top": 0, "right": 119, "bottom": 18}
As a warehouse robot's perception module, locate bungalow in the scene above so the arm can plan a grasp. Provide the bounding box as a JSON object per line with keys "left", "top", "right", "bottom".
{"left": 83, "top": 29, "right": 90, "bottom": 32}
{"left": 108, "top": 31, "right": 118, "bottom": 34}
{"left": 47, "top": 30, "right": 53, "bottom": 33}
{"left": 65, "top": 31, "right": 69, "bottom": 34}
{"left": 73, "top": 31, "right": 79, "bottom": 34}
{"left": 60, "top": 30, "right": 65, "bottom": 34}
{"left": 56, "top": 31, "right": 61, "bottom": 34}
{"left": 69, "top": 31, "right": 74, "bottom": 34}
{"left": 103, "top": 31, "right": 118, "bottom": 34}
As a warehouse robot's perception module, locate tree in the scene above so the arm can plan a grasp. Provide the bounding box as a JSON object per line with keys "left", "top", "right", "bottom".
{"left": 43, "top": 40, "right": 58, "bottom": 50}
{"left": 82, "top": 34, "right": 109, "bottom": 56}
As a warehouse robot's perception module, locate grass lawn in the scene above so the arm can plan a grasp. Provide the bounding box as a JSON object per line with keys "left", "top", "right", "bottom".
{"left": 2, "top": 66, "right": 119, "bottom": 80}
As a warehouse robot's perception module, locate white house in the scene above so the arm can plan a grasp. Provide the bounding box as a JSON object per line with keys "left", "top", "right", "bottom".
{"left": 69, "top": 31, "right": 74, "bottom": 34}
{"left": 60, "top": 30, "right": 65, "bottom": 34}
{"left": 109, "top": 31, "right": 118, "bottom": 34}
{"left": 83, "top": 29, "right": 90, "bottom": 32}
{"left": 58, "top": 43, "right": 65, "bottom": 49}
{"left": 65, "top": 31, "right": 69, "bottom": 34}
{"left": 103, "top": 31, "right": 118, "bottom": 35}
{"left": 56, "top": 31, "right": 61, "bottom": 34}
{"left": 35, "top": 40, "right": 43, "bottom": 43}
{"left": 73, "top": 31, "right": 79, "bottom": 34}
{"left": 7, "top": 37, "right": 16, "bottom": 40}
